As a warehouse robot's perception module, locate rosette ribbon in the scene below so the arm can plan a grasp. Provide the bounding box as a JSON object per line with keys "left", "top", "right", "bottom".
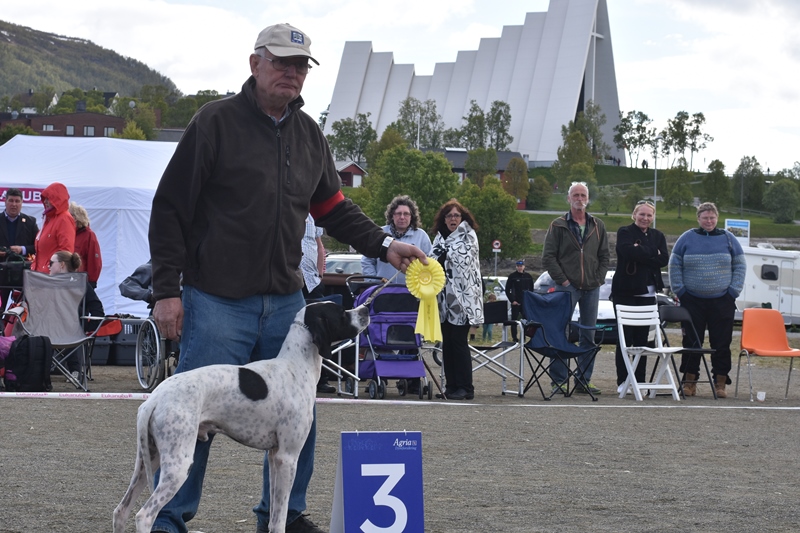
{"left": 405, "top": 258, "right": 445, "bottom": 342}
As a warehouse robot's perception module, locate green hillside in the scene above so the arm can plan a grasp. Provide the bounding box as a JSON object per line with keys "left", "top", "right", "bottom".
{"left": 0, "top": 20, "right": 176, "bottom": 99}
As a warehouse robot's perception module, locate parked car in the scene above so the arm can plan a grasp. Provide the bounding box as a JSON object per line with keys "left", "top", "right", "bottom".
{"left": 321, "top": 253, "right": 363, "bottom": 308}
{"left": 534, "top": 270, "right": 677, "bottom": 345}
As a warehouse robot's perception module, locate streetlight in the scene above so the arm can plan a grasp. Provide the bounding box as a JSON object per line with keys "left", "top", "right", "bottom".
{"left": 652, "top": 136, "right": 663, "bottom": 228}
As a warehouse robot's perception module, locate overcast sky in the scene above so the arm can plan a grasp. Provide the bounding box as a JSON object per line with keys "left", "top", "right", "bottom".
{"left": 3, "top": 0, "right": 799, "bottom": 173}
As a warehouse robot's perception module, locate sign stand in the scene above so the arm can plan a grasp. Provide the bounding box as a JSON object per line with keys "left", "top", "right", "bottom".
{"left": 330, "top": 431, "right": 424, "bottom": 533}
{"left": 492, "top": 239, "right": 502, "bottom": 277}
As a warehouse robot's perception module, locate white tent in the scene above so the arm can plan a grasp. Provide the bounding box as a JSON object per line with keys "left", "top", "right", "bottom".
{"left": 0, "top": 135, "right": 178, "bottom": 317}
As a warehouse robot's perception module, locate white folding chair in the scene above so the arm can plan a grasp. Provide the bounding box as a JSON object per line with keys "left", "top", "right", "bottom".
{"left": 615, "top": 304, "right": 683, "bottom": 401}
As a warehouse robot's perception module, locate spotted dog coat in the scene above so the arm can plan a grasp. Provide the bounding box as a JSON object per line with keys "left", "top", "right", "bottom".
{"left": 112, "top": 301, "right": 370, "bottom": 533}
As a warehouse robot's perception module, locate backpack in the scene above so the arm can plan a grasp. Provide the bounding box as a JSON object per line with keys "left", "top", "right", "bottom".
{"left": 3, "top": 335, "right": 53, "bottom": 392}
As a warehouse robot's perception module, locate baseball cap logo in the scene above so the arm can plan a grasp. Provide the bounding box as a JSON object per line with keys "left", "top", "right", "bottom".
{"left": 291, "top": 31, "right": 304, "bottom": 45}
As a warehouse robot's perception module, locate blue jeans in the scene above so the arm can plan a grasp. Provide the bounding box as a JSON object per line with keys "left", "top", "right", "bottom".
{"left": 549, "top": 284, "right": 600, "bottom": 385}
{"left": 152, "top": 285, "right": 310, "bottom": 533}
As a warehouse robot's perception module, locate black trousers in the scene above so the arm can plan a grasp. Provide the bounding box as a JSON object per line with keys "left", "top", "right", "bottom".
{"left": 613, "top": 295, "right": 656, "bottom": 386}
{"left": 678, "top": 292, "right": 736, "bottom": 378}
{"left": 510, "top": 303, "right": 524, "bottom": 341}
{"left": 441, "top": 320, "right": 473, "bottom": 393}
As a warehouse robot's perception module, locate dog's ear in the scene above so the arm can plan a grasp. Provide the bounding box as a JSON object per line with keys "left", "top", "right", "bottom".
{"left": 306, "top": 303, "right": 336, "bottom": 358}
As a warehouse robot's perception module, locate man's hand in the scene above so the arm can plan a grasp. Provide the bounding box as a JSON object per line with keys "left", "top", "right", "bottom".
{"left": 9, "top": 246, "right": 23, "bottom": 255}
{"left": 386, "top": 241, "right": 428, "bottom": 273}
{"left": 153, "top": 297, "right": 184, "bottom": 341}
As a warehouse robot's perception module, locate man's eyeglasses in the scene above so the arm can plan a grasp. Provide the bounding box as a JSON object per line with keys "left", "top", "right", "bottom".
{"left": 262, "top": 56, "right": 311, "bottom": 74}
{"left": 445, "top": 213, "right": 462, "bottom": 220}
{"left": 393, "top": 212, "right": 412, "bottom": 218}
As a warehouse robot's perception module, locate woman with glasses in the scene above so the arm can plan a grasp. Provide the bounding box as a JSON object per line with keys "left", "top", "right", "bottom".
{"left": 430, "top": 199, "right": 483, "bottom": 400}
{"left": 610, "top": 201, "right": 669, "bottom": 390}
{"left": 361, "top": 195, "right": 432, "bottom": 284}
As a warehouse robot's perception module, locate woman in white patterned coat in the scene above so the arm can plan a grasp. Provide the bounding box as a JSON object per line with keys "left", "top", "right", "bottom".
{"left": 430, "top": 199, "right": 484, "bottom": 400}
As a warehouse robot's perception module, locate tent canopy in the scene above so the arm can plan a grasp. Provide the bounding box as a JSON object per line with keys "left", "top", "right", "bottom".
{"left": 0, "top": 135, "right": 178, "bottom": 316}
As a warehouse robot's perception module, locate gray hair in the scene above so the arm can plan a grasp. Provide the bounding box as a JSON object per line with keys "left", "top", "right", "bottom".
{"left": 696, "top": 202, "right": 718, "bottom": 218}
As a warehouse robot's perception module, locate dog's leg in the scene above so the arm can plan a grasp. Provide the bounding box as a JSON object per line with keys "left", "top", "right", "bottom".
{"left": 267, "top": 447, "right": 300, "bottom": 533}
{"left": 134, "top": 440, "right": 195, "bottom": 533}
{"left": 112, "top": 452, "right": 148, "bottom": 533}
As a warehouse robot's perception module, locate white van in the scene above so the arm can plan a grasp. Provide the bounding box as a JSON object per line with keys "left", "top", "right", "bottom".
{"left": 737, "top": 244, "right": 800, "bottom": 325}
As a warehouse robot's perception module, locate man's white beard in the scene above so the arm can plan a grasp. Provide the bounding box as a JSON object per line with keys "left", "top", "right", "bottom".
{"left": 571, "top": 200, "right": 587, "bottom": 211}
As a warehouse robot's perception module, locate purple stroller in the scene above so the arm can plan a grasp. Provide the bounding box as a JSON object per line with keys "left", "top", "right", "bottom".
{"left": 355, "top": 283, "right": 432, "bottom": 399}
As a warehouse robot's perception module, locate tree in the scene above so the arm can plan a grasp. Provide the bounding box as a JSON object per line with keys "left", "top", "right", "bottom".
{"left": 364, "top": 126, "right": 406, "bottom": 170}
{"left": 457, "top": 177, "right": 531, "bottom": 260}
{"left": 114, "top": 120, "right": 146, "bottom": 140}
{"left": 464, "top": 147, "right": 497, "bottom": 187}
{"left": 702, "top": 159, "right": 730, "bottom": 206}
{"left": 623, "top": 183, "right": 646, "bottom": 212}
{"left": 390, "top": 97, "right": 445, "bottom": 149}
{"left": 194, "top": 90, "right": 222, "bottom": 108}
{"left": 613, "top": 110, "right": 652, "bottom": 167}
{"left": 664, "top": 111, "right": 690, "bottom": 167}
{"left": 0, "top": 124, "right": 37, "bottom": 146}
{"left": 486, "top": 100, "right": 513, "bottom": 150}
{"left": 551, "top": 129, "right": 596, "bottom": 192}
{"left": 367, "top": 145, "right": 458, "bottom": 230}
{"left": 562, "top": 100, "right": 609, "bottom": 160}
{"left": 461, "top": 100, "right": 487, "bottom": 150}
{"left": 732, "top": 156, "right": 765, "bottom": 211}
{"left": 686, "top": 112, "right": 713, "bottom": 172}
{"left": 660, "top": 159, "right": 694, "bottom": 217}
{"left": 29, "top": 86, "right": 56, "bottom": 114}
{"left": 502, "top": 157, "right": 529, "bottom": 202}
{"left": 595, "top": 185, "right": 623, "bottom": 215}
{"left": 326, "top": 112, "right": 377, "bottom": 164}
{"left": 164, "top": 97, "right": 198, "bottom": 128}
{"left": 763, "top": 179, "right": 800, "bottom": 223}
{"left": 526, "top": 174, "right": 551, "bottom": 210}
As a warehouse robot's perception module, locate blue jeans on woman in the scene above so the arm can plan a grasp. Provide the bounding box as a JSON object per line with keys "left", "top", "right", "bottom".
{"left": 548, "top": 284, "right": 600, "bottom": 386}
{"left": 151, "top": 285, "right": 311, "bottom": 533}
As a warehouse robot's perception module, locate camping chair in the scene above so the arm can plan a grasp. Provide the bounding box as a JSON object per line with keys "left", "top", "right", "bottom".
{"left": 615, "top": 304, "right": 682, "bottom": 401}
{"left": 7, "top": 270, "right": 117, "bottom": 391}
{"left": 521, "top": 291, "right": 602, "bottom": 401}
{"left": 735, "top": 308, "right": 800, "bottom": 401}
{"left": 657, "top": 305, "right": 716, "bottom": 399}
{"left": 468, "top": 299, "right": 525, "bottom": 397}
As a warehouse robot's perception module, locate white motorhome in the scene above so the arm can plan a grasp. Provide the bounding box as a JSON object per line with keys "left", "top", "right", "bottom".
{"left": 737, "top": 244, "right": 800, "bottom": 324}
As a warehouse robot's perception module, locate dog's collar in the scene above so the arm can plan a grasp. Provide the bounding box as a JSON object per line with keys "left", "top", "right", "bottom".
{"left": 292, "top": 320, "right": 310, "bottom": 331}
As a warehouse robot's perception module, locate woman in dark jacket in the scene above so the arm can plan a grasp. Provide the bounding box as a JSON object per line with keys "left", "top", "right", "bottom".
{"left": 611, "top": 201, "right": 669, "bottom": 387}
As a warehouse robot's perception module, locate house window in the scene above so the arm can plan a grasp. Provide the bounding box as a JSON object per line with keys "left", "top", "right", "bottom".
{"left": 42, "top": 124, "right": 54, "bottom": 131}
{"left": 84, "top": 126, "right": 95, "bottom": 136}
{"left": 66, "top": 125, "right": 75, "bottom": 136}
{"left": 104, "top": 127, "right": 116, "bottom": 137}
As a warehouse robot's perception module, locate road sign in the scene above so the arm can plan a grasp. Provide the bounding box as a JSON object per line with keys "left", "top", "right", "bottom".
{"left": 492, "top": 240, "right": 501, "bottom": 249}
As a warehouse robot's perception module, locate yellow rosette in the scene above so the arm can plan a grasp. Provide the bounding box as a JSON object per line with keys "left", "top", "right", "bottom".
{"left": 405, "top": 258, "right": 445, "bottom": 342}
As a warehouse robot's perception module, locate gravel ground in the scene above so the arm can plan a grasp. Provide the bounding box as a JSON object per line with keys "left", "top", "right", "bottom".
{"left": 2, "top": 338, "right": 800, "bottom": 533}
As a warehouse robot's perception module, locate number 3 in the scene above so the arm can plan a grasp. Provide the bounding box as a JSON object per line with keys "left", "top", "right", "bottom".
{"left": 360, "top": 463, "right": 407, "bottom": 533}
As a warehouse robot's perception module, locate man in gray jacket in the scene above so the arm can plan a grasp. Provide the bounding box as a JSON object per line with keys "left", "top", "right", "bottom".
{"left": 542, "top": 182, "right": 609, "bottom": 395}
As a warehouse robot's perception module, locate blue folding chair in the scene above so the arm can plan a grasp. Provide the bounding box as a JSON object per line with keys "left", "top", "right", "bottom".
{"left": 522, "top": 291, "right": 602, "bottom": 401}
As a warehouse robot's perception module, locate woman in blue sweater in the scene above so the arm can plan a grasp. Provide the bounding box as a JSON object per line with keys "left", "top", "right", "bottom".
{"left": 668, "top": 202, "right": 746, "bottom": 398}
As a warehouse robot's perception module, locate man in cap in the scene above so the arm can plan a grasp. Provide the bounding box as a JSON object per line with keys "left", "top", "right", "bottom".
{"left": 148, "top": 22, "right": 427, "bottom": 533}
{"left": 504, "top": 260, "right": 534, "bottom": 342}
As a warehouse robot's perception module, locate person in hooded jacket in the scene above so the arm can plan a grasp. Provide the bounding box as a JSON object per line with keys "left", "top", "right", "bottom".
{"left": 33, "top": 183, "right": 75, "bottom": 273}
{"left": 69, "top": 202, "right": 103, "bottom": 288}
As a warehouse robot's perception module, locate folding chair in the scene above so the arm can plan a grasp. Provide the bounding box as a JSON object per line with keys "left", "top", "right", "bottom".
{"left": 9, "top": 270, "right": 115, "bottom": 391}
{"left": 468, "top": 299, "right": 524, "bottom": 397}
{"left": 615, "top": 304, "right": 682, "bottom": 401}
{"left": 657, "top": 305, "right": 716, "bottom": 399}
{"left": 522, "top": 291, "right": 602, "bottom": 401}
{"left": 735, "top": 308, "right": 800, "bottom": 401}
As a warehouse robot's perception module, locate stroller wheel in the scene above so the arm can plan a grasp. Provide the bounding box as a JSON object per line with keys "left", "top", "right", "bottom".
{"left": 378, "top": 380, "right": 387, "bottom": 399}
{"left": 418, "top": 382, "right": 424, "bottom": 400}
{"left": 424, "top": 384, "right": 433, "bottom": 400}
{"left": 368, "top": 380, "right": 377, "bottom": 399}
{"left": 397, "top": 379, "right": 407, "bottom": 396}
{"left": 345, "top": 377, "right": 354, "bottom": 394}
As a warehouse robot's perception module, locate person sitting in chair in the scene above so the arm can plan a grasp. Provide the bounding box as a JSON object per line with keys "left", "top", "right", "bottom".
{"left": 49, "top": 250, "right": 104, "bottom": 381}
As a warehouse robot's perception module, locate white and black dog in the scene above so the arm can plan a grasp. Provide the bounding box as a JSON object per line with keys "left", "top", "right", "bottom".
{"left": 113, "top": 301, "right": 370, "bottom": 533}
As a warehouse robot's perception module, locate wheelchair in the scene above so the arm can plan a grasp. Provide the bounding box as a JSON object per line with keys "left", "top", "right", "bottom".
{"left": 135, "top": 316, "right": 179, "bottom": 391}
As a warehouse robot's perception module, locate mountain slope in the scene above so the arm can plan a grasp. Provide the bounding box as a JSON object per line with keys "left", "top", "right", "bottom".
{"left": 0, "top": 19, "right": 177, "bottom": 98}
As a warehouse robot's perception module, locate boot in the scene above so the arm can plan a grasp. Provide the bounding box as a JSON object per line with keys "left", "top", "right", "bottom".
{"left": 715, "top": 375, "right": 728, "bottom": 398}
{"left": 683, "top": 373, "right": 697, "bottom": 397}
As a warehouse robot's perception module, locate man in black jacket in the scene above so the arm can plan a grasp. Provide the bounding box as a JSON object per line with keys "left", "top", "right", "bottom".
{"left": 0, "top": 188, "right": 38, "bottom": 257}
{"left": 505, "top": 260, "right": 534, "bottom": 342}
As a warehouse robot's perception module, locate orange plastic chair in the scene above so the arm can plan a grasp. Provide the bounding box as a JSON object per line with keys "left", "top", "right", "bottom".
{"left": 735, "top": 308, "right": 800, "bottom": 401}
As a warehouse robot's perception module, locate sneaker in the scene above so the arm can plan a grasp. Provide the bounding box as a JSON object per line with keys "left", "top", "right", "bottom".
{"left": 286, "top": 514, "right": 326, "bottom": 533}
{"left": 316, "top": 381, "right": 336, "bottom": 394}
{"left": 575, "top": 382, "right": 602, "bottom": 395}
{"left": 550, "top": 383, "right": 567, "bottom": 395}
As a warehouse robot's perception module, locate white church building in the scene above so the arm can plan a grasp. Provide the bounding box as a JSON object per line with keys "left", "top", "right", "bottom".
{"left": 323, "top": 0, "right": 623, "bottom": 167}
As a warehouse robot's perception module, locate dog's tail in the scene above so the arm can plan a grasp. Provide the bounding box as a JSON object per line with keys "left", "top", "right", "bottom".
{"left": 137, "top": 399, "right": 159, "bottom": 492}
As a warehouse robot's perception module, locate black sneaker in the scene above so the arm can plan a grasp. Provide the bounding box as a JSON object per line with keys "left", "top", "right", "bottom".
{"left": 286, "top": 514, "right": 326, "bottom": 533}
{"left": 316, "top": 381, "right": 335, "bottom": 394}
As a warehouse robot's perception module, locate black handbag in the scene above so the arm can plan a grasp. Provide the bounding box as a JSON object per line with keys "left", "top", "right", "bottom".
{"left": 0, "top": 250, "right": 31, "bottom": 288}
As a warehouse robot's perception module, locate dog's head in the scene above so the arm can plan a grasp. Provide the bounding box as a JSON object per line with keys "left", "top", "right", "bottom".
{"left": 302, "top": 301, "right": 370, "bottom": 359}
